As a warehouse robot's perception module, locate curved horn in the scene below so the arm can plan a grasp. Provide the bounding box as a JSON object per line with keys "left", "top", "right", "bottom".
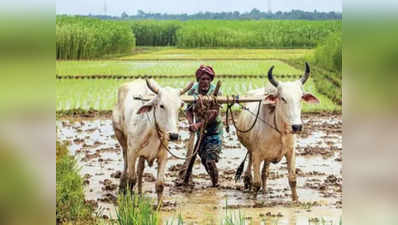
{"left": 300, "top": 62, "right": 310, "bottom": 84}
{"left": 145, "top": 79, "right": 159, "bottom": 94}
{"left": 268, "top": 65, "right": 279, "bottom": 87}
{"left": 179, "top": 81, "right": 194, "bottom": 95}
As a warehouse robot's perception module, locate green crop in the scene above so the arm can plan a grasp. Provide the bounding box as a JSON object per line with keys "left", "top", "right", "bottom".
{"left": 56, "top": 77, "right": 339, "bottom": 113}
{"left": 56, "top": 16, "right": 135, "bottom": 59}
{"left": 56, "top": 60, "right": 302, "bottom": 76}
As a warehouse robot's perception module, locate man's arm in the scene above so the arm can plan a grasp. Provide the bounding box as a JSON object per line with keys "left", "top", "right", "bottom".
{"left": 185, "top": 104, "right": 203, "bottom": 132}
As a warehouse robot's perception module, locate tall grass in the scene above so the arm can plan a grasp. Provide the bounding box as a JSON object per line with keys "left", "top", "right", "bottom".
{"left": 313, "top": 31, "right": 342, "bottom": 73}
{"left": 56, "top": 17, "right": 341, "bottom": 53}
{"left": 129, "top": 20, "right": 182, "bottom": 46}
{"left": 56, "top": 16, "right": 135, "bottom": 59}
{"left": 56, "top": 141, "right": 95, "bottom": 224}
{"left": 176, "top": 20, "right": 341, "bottom": 48}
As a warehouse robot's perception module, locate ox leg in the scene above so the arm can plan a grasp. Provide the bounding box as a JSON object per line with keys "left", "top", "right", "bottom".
{"left": 243, "top": 153, "right": 252, "bottom": 190}
{"left": 251, "top": 153, "right": 261, "bottom": 198}
{"left": 127, "top": 146, "right": 138, "bottom": 193}
{"left": 114, "top": 128, "right": 128, "bottom": 193}
{"left": 261, "top": 161, "right": 270, "bottom": 194}
{"left": 137, "top": 157, "right": 145, "bottom": 195}
{"left": 286, "top": 149, "right": 298, "bottom": 202}
{"left": 155, "top": 150, "right": 167, "bottom": 207}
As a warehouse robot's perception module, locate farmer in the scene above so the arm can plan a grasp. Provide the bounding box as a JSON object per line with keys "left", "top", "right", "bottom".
{"left": 180, "top": 65, "right": 223, "bottom": 187}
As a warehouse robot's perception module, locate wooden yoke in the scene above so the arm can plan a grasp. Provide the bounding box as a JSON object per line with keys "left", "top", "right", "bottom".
{"left": 134, "top": 95, "right": 263, "bottom": 104}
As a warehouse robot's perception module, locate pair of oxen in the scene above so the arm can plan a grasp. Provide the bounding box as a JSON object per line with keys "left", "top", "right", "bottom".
{"left": 112, "top": 63, "right": 320, "bottom": 205}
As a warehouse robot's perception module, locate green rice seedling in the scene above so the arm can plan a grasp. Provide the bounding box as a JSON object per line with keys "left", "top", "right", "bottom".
{"left": 56, "top": 60, "right": 301, "bottom": 76}
{"left": 119, "top": 48, "right": 312, "bottom": 60}
{"left": 115, "top": 189, "right": 158, "bottom": 225}
{"left": 56, "top": 75, "right": 339, "bottom": 113}
{"left": 222, "top": 200, "right": 245, "bottom": 225}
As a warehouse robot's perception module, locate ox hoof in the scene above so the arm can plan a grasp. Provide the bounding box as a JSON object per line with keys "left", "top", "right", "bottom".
{"left": 243, "top": 175, "right": 252, "bottom": 190}
{"left": 155, "top": 181, "right": 164, "bottom": 194}
{"left": 252, "top": 181, "right": 261, "bottom": 191}
{"left": 119, "top": 174, "right": 128, "bottom": 194}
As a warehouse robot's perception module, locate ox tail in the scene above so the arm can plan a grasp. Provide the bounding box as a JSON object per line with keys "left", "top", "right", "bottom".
{"left": 235, "top": 152, "right": 248, "bottom": 183}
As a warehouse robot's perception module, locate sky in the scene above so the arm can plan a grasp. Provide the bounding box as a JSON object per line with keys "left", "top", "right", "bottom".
{"left": 56, "top": 0, "right": 342, "bottom": 16}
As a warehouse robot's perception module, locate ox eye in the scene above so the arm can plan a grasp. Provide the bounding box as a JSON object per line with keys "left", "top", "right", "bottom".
{"left": 160, "top": 105, "right": 165, "bottom": 109}
{"left": 281, "top": 97, "right": 287, "bottom": 103}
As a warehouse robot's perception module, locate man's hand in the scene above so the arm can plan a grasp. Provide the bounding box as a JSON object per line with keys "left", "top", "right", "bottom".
{"left": 208, "top": 108, "right": 219, "bottom": 122}
{"left": 189, "top": 122, "right": 203, "bottom": 132}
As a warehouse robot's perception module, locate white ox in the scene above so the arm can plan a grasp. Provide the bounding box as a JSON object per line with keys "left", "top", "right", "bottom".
{"left": 236, "top": 63, "right": 320, "bottom": 201}
{"left": 112, "top": 79, "right": 192, "bottom": 203}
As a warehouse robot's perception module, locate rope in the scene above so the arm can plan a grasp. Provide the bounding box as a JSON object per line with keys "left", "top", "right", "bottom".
{"left": 224, "top": 95, "right": 282, "bottom": 135}
{"left": 226, "top": 95, "right": 262, "bottom": 133}
{"left": 239, "top": 103, "right": 282, "bottom": 135}
{"left": 153, "top": 107, "right": 204, "bottom": 160}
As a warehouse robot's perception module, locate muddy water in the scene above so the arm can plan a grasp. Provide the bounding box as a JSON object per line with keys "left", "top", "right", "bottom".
{"left": 56, "top": 114, "right": 342, "bottom": 224}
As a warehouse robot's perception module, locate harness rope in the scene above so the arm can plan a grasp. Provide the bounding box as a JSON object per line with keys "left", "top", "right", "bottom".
{"left": 225, "top": 95, "right": 282, "bottom": 135}
{"left": 153, "top": 106, "right": 206, "bottom": 160}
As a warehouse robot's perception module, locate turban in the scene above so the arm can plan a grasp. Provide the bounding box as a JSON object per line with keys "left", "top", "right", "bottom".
{"left": 195, "top": 65, "right": 215, "bottom": 81}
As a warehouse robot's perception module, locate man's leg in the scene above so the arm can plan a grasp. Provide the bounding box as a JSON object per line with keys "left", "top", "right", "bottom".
{"left": 206, "top": 160, "right": 219, "bottom": 187}
{"left": 206, "top": 136, "right": 221, "bottom": 187}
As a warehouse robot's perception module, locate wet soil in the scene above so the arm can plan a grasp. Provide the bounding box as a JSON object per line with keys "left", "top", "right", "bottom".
{"left": 56, "top": 113, "right": 342, "bottom": 225}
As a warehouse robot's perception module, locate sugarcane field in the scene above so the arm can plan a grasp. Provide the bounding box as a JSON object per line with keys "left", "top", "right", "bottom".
{"left": 56, "top": 10, "right": 342, "bottom": 225}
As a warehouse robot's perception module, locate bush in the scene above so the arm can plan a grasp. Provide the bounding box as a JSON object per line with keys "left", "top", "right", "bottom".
{"left": 56, "top": 141, "right": 94, "bottom": 224}
{"left": 313, "top": 31, "right": 342, "bottom": 73}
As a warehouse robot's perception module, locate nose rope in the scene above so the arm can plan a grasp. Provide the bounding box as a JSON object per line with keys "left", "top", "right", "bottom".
{"left": 152, "top": 105, "right": 205, "bottom": 160}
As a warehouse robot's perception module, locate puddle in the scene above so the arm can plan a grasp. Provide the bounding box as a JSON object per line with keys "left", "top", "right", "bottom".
{"left": 56, "top": 114, "right": 342, "bottom": 224}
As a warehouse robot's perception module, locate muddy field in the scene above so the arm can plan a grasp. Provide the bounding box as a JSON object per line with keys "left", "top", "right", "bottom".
{"left": 56, "top": 113, "right": 342, "bottom": 225}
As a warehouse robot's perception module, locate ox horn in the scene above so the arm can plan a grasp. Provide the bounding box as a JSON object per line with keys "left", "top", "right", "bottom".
{"left": 268, "top": 65, "right": 279, "bottom": 87}
{"left": 145, "top": 79, "right": 159, "bottom": 94}
{"left": 300, "top": 62, "right": 310, "bottom": 85}
{"left": 179, "top": 81, "right": 194, "bottom": 95}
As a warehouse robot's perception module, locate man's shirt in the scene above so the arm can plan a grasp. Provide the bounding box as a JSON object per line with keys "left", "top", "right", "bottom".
{"left": 185, "top": 82, "right": 223, "bottom": 136}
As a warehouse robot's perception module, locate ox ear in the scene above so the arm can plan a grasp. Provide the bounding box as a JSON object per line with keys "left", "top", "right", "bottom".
{"left": 263, "top": 94, "right": 278, "bottom": 104}
{"left": 302, "top": 93, "right": 320, "bottom": 104}
{"left": 137, "top": 102, "right": 154, "bottom": 114}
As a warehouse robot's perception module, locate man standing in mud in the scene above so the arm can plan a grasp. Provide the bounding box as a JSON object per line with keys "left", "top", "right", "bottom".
{"left": 178, "top": 65, "right": 223, "bottom": 187}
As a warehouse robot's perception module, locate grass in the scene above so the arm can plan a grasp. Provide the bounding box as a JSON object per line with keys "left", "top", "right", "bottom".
{"left": 286, "top": 58, "right": 342, "bottom": 105}
{"left": 110, "top": 196, "right": 248, "bottom": 225}
{"left": 119, "top": 47, "right": 312, "bottom": 60}
{"left": 56, "top": 77, "right": 340, "bottom": 113}
{"left": 313, "top": 32, "right": 342, "bottom": 73}
{"left": 223, "top": 200, "right": 245, "bottom": 225}
{"left": 56, "top": 16, "right": 135, "bottom": 59}
{"left": 114, "top": 189, "right": 159, "bottom": 225}
{"left": 56, "top": 141, "right": 96, "bottom": 224}
{"left": 56, "top": 59, "right": 302, "bottom": 76}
